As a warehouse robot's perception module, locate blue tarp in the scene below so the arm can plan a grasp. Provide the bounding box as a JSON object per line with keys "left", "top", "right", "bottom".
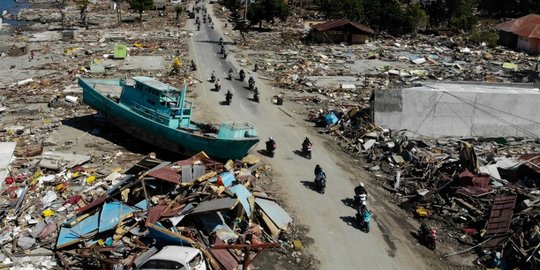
{"left": 98, "top": 200, "right": 144, "bottom": 233}
{"left": 228, "top": 184, "right": 252, "bottom": 217}
{"left": 208, "top": 171, "right": 235, "bottom": 187}
{"left": 324, "top": 112, "right": 338, "bottom": 125}
{"left": 147, "top": 222, "right": 192, "bottom": 246}
{"left": 255, "top": 198, "right": 293, "bottom": 229}
{"left": 56, "top": 210, "right": 100, "bottom": 249}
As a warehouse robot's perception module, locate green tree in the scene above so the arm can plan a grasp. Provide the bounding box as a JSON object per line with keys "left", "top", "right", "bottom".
{"left": 406, "top": 3, "right": 428, "bottom": 35}
{"left": 423, "top": 0, "right": 449, "bottom": 28}
{"left": 447, "top": 0, "right": 477, "bottom": 31}
{"left": 342, "top": 0, "right": 363, "bottom": 22}
{"left": 363, "top": 0, "right": 405, "bottom": 35}
{"left": 247, "top": 0, "right": 289, "bottom": 28}
{"left": 130, "top": 0, "right": 153, "bottom": 22}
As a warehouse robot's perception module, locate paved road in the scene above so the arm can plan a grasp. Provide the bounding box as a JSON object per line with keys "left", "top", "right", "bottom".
{"left": 188, "top": 4, "right": 428, "bottom": 270}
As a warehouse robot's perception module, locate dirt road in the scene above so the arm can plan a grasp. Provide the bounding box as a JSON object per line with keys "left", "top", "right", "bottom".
{"left": 188, "top": 4, "right": 428, "bottom": 269}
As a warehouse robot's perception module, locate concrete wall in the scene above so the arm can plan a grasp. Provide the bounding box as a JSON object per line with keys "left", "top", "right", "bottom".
{"left": 373, "top": 82, "right": 540, "bottom": 138}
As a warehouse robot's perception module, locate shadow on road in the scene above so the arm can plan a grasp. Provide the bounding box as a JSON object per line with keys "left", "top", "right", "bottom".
{"left": 300, "top": 180, "right": 318, "bottom": 192}
{"left": 339, "top": 216, "right": 360, "bottom": 230}
{"left": 341, "top": 198, "right": 356, "bottom": 209}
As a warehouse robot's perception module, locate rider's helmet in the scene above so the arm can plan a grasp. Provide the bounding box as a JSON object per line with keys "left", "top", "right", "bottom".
{"left": 360, "top": 182, "right": 364, "bottom": 187}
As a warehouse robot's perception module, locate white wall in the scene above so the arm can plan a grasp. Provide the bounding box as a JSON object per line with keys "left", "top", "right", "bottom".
{"left": 374, "top": 83, "right": 540, "bottom": 138}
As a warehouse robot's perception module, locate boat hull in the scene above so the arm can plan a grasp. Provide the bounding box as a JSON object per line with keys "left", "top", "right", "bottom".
{"left": 79, "top": 78, "right": 259, "bottom": 160}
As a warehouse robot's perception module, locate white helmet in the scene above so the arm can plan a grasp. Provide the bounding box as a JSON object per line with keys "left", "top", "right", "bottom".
{"left": 269, "top": 137, "right": 273, "bottom": 140}
{"left": 362, "top": 201, "right": 367, "bottom": 206}
{"left": 360, "top": 182, "right": 364, "bottom": 187}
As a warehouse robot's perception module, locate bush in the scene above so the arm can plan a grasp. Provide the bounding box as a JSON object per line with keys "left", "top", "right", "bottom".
{"left": 469, "top": 29, "right": 498, "bottom": 47}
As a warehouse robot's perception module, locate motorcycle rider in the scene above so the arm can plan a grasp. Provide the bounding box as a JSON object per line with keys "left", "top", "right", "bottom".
{"left": 210, "top": 71, "right": 215, "bottom": 82}
{"left": 266, "top": 137, "right": 276, "bottom": 156}
{"left": 253, "top": 86, "right": 259, "bottom": 102}
{"left": 354, "top": 182, "right": 368, "bottom": 206}
{"left": 219, "top": 37, "right": 223, "bottom": 45}
{"left": 314, "top": 164, "right": 326, "bottom": 180}
{"left": 225, "top": 89, "right": 233, "bottom": 103}
{"left": 214, "top": 78, "right": 221, "bottom": 91}
{"left": 239, "top": 69, "right": 245, "bottom": 81}
{"left": 191, "top": 60, "right": 196, "bottom": 71}
{"left": 228, "top": 68, "right": 233, "bottom": 80}
{"left": 302, "top": 137, "right": 312, "bottom": 152}
{"left": 354, "top": 182, "right": 368, "bottom": 197}
{"left": 248, "top": 77, "right": 255, "bottom": 90}
{"left": 254, "top": 63, "right": 259, "bottom": 72}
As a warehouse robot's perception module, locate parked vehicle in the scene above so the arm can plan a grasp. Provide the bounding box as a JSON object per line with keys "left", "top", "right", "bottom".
{"left": 135, "top": 245, "right": 207, "bottom": 270}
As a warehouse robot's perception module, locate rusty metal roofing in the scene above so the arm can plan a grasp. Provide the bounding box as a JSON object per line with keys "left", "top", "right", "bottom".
{"left": 209, "top": 239, "right": 240, "bottom": 270}
{"left": 311, "top": 19, "right": 374, "bottom": 34}
{"left": 483, "top": 195, "right": 517, "bottom": 249}
{"left": 148, "top": 166, "right": 181, "bottom": 184}
{"left": 496, "top": 14, "right": 540, "bottom": 39}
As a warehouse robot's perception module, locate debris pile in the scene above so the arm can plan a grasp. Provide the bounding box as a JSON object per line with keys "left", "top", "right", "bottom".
{"left": 309, "top": 107, "right": 540, "bottom": 268}
{"left": 0, "top": 149, "right": 306, "bottom": 269}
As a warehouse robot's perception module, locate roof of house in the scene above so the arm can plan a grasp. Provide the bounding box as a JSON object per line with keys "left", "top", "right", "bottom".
{"left": 311, "top": 19, "right": 374, "bottom": 34}
{"left": 495, "top": 14, "right": 540, "bottom": 39}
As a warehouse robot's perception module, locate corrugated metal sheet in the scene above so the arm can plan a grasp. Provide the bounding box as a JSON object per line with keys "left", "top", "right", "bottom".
{"left": 496, "top": 14, "right": 540, "bottom": 34}
{"left": 483, "top": 195, "right": 517, "bottom": 248}
{"left": 255, "top": 198, "right": 293, "bottom": 229}
{"left": 209, "top": 239, "right": 239, "bottom": 270}
{"left": 182, "top": 165, "right": 193, "bottom": 182}
{"left": 190, "top": 197, "right": 238, "bottom": 215}
{"left": 148, "top": 166, "right": 181, "bottom": 184}
{"left": 311, "top": 19, "right": 374, "bottom": 34}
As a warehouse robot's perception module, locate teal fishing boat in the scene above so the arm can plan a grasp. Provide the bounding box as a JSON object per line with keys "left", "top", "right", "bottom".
{"left": 78, "top": 76, "right": 259, "bottom": 159}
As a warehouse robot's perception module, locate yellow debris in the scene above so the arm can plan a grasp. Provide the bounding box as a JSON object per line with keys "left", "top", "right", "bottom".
{"left": 293, "top": 239, "right": 303, "bottom": 250}
{"left": 415, "top": 207, "right": 429, "bottom": 218}
{"left": 85, "top": 175, "right": 96, "bottom": 185}
{"left": 42, "top": 209, "right": 55, "bottom": 217}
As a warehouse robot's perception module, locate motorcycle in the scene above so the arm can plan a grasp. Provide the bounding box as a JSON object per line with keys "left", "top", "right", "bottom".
{"left": 302, "top": 143, "right": 312, "bottom": 159}
{"left": 418, "top": 224, "right": 437, "bottom": 250}
{"left": 191, "top": 62, "right": 197, "bottom": 71}
{"left": 239, "top": 72, "right": 245, "bottom": 82}
{"left": 223, "top": 52, "right": 228, "bottom": 59}
{"left": 228, "top": 71, "right": 233, "bottom": 80}
{"left": 210, "top": 74, "right": 216, "bottom": 83}
{"left": 219, "top": 38, "right": 223, "bottom": 45}
{"left": 197, "top": 24, "right": 200, "bottom": 31}
{"left": 356, "top": 208, "right": 371, "bottom": 232}
{"left": 249, "top": 81, "right": 255, "bottom": 91}
{"left": 265, "top": 140, "right": 276, "bottom": 158}
{"left": 225, "top": 92, "right": 233, "bottom": 105}
{"left": 314, "top": 173, "right": 326, "bottom": 194}
{"left": 253, "top": 90, "right": 259, "bottom": 103}
{"left": 215, "top": 81, "right": 221, "bottom": 91}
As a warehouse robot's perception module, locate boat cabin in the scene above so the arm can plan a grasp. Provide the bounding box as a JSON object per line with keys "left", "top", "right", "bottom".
{"left": 119, "top": 77, "right": 193, "bottom": 129}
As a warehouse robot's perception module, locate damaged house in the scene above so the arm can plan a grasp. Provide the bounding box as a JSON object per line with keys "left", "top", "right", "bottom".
{"left": 308, "top": 19, "right": 375, "bottom": 44}
{"left": 496, "top": 14, "right": 540, "bottom": 55}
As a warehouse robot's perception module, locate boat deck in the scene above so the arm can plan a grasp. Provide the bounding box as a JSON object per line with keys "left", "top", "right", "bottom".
{"left": 94, "top": 84, "right": 122, "bottom": 98}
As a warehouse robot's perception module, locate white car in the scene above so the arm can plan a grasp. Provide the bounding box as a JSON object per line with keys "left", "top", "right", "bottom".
{"left": 136, "top": 246, "right": 207, "bottom": 270}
